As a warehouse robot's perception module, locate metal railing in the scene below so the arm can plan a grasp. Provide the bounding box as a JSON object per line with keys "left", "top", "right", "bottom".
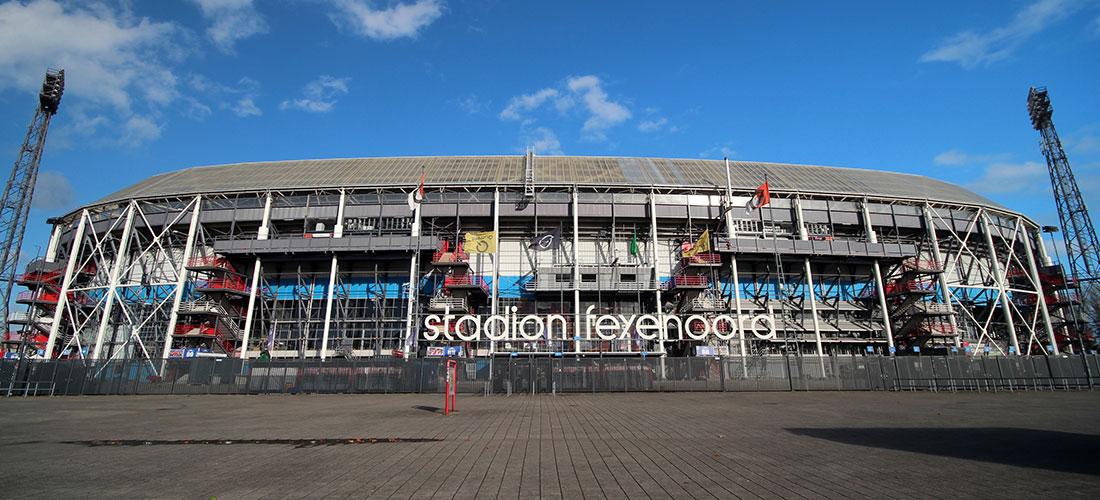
{"left": 3, "top": 354, "right": 1097, "bottom": 396}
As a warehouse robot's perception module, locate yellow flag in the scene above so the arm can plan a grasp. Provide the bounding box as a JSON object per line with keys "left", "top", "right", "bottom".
{"left": 684, "top": 229, "right": 711, "bottom": 257}
{"left": 465, "top": 231, "right": 497, "bottom": 254}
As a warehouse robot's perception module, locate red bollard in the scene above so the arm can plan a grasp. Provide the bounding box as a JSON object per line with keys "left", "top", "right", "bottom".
{"left": 444, "top": 359, "right": 458, "bottom": 416}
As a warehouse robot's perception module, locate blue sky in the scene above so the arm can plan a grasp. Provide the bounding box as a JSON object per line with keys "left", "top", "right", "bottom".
{"left": 0, "top": 0, "right": 1099, "bottom": 260}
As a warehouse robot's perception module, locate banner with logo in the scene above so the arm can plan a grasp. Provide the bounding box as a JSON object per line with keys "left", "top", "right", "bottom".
{"left": 465, "top": 231, "right": 497, "bottom": 254}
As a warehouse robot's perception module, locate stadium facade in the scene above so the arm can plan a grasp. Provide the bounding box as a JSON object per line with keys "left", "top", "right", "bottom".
{"left": 2, "top": 155, "right": 1085, "bottom": 362}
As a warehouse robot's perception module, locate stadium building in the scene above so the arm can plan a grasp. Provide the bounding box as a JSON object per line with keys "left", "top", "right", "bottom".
{"left": 2, "top": 155, "right": 1084, "bottom": 362}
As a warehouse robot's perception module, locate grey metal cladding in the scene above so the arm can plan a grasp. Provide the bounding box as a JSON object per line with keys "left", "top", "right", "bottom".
{"left": 91, "top": 155, "right": 1004, "bottom": 212}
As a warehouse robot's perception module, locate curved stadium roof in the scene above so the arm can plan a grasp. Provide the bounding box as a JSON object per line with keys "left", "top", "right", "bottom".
{"left": 95, "top": 156, "right": 1002, "bottom": 210}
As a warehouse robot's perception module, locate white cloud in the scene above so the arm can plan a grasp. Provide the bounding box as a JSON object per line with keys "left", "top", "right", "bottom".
{"left": 231, "top": 97, "right": 261, "bottom": 117}
{"left": 120, "top": 115, "right": 162, "bottom": 147}
{"left": 500, "top": 88, "right": 559, "bottom": 121}
{"left": 920, "top": 0, "right": 1080, "bottom": 68}
{"left": 968, "top": 161, "right": 1048, "bottom": 194}
{"left": 1069, "top": 127, "right": 1100, "bottom": 153}
{"left": 0, "top": 0, "right": 187, "bottom": 147}
{"left": 638, "top": 117, "right": 668, "bottom": 133}
{"left": 457, "top": 94, "right": 484, "bottom": 114}
{"left": 933, "top": 149, "right": 1011, "bottom": 166}
{"left": 190, "top": 0, "right": 268, "bottom": 54}
{"left": 498, "top": 74, "right": 632, "bottom": 141}
{"left": 698, "top": 142, "right": 736, "bottom": 159}
{"left": 280, "top": 75, "right": 350, "bottom": 113}
{"left": 329, "top": 0, "right": 444, "bottom": 40}
{"left": 567, "top": 75, "right": 631, "bottom": 138}
{"left": 31, "top": 171, "right": 74, "bottom": 211}
{"left": 187, "top": 75, "right": 263, "bottom": 118}
{"left": 523, "top": 127, "right": 563, "bottom": 155}
{"left": 0, "top": 0, "right": 180, "bottom": 111}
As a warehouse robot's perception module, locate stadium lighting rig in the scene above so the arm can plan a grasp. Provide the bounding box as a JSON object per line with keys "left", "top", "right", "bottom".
{"left": 0, "top": 69, "right": 64, "bottom": 338}
{"left": 1028, "top": 87, "right": 1100, "bottom": 338}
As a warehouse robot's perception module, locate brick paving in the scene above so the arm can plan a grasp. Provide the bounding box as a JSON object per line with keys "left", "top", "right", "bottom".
{"left": 1, "top": 392, "right": 1099, "bottom": 498}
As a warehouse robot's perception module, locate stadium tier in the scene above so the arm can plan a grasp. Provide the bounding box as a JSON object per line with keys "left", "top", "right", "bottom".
{"left": 5, "top": 155, "right": 1086, "bottom": 361}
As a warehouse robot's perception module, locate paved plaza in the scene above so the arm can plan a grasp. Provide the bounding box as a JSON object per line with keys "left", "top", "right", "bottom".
{"left": 1, "top": 392, "right": 1099, "bottom": 498}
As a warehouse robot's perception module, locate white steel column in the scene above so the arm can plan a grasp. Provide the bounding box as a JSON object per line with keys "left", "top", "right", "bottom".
{"left": 319, "top": 191, "right": 347, "bottom": 361}
{"left": 492, "top": 190, "right": 501, "bottom": 330}
{"left": 403, "top": 196, "right": 422, "bottom": 358}
{"left": 257, "top": 193, "right": 273, "bottom": 240}
{"left": 1021, "top": 224, "right": 1058, "bottom": 354}
{"left": 44, "top": 224, "right": 62, "bottom": 263}
{"left": 43, "top": 211, "right": 89, "bottom": 358}
{"left": 864, "top": 200, "right": 895, "bottom": 353}
{"left": 91, "top": 202, "right": 136, "bottom": 359}
{"left": 161, "top": 196, "right": 203, "bottom": 361}
{"left": 923, "top": 205, "right": 961, "bottom": 348}
{"left": 320, "top": 255, "right": 338, "bottom": 360}
{"left": 240, "top": 193, "right": 272, "bottom": 360}
{"left": 334, "top": 189, "right": 346, "bottom": 238}
{"left": 1035, "top": 228, "right": 1054, "bottom": 266}
{"left": 649, "top": 191, "right": 665, "bottom": 355}
{"left": 871, "top": 261, "right": 894, "bottom": 353}
{"left": 803, "top": 259, "right": 825, "bottom": 363}
{"left": 724, "top": 159, "right": 746, "bottom": 365}
{"left": 793, "top": 197, "right": 823, "bottom": 361}
{"left": 980, "top": 212, "right": 1020, "bottom": 355}
{"left": 573, "top": 187, "right": 582, "bottom": 354}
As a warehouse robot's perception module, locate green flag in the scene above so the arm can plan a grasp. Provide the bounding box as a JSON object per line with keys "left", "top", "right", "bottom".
{"left": 629, "top": 230, "right": 639, "bottom": 256}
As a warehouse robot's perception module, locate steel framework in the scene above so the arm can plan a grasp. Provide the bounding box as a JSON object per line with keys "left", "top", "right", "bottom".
{"left": 0, "top": 69, "right": 64, "bottom": 336}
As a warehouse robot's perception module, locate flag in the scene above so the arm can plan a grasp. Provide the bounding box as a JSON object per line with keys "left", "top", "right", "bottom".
{"left": 744, "top": 181, "right": 770, "bottom": 214}
{"left": 407, "top": 171, "right": 426, "bottom": 211}
{"left": 683, "top": 229, "right": 711, "bottom": 257}
{"left": 629, "top": 230, "right": 639, "bottom": 257}
{"left": 465, "top": 231, "right": 497, "bottom": 254}
{"left": 529, "top": 228, "right": 561, "bottom": 251}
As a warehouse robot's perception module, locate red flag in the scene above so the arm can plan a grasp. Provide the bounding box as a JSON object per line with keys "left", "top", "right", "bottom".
{"left": 745, "top": 181, "right": 770, "bottom": 214}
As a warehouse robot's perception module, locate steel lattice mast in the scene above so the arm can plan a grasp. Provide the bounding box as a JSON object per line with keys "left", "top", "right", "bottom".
{"left": 1027, "top": 86, "right": 1100, "bottom": 331}
{"left": 0, "top": 69, "right": 64, "bottom": 336}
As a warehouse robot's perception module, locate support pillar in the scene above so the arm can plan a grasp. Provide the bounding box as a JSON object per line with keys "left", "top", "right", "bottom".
{"left": 403, "top": 197, "right": 422, "bottom": 358}
{"left": 44, "top": 210, "right": 89, "bottom": 358}
{"left": 864, "top": 200, "right": 894, "bottom": 354}
{"left": 649, "top": 190, "right": 665, "bottom": 355}
{"left": 240, "top": 193, "right": 272, "bottom": 360}
{"left": 491, "top": 189, "right": 501, "bottom": 355}
{"left": 161, "top": 196, "right": 203, "bottom": 361}
{"left": 573, "top": 187, "right": 582, "bottom": 354}
{"left": 923, "top": 205, "right": 961, "bottom": 348}
{"left": 92, "top": 202, "right": 136, "bottom": 359}
{"left": 871, "top": 261, "right": 895, "bottom": 354}
{"left": 44, "top": 224, "right": 62, "bottom": 263}
{"left": 319, "top": 191, "right": 348, "bottom": 361}
{"left": 804, "top": 259, "right": 826, "bottom": 372}
{"left": 980, "top": 211, "right": 1020, "bottom": 355}
{"left": 320, "top": 255, "right": 338, "bottom": 360}
{"left": 1021, "top": 223, "right": 1058, "bottom": 354}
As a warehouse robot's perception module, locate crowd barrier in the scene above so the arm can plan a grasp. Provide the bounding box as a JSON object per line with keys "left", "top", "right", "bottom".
{"left": 2, "top": 355, "right": 1098, "bottom": 397}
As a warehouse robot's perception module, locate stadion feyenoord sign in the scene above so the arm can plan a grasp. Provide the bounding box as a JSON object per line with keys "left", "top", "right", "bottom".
{"left": 424, "top": 306, "right": 777, "bottom": 342}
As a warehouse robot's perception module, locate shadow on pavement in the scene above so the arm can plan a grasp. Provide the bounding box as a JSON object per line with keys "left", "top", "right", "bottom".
{"left": 787, "top": 427, "right": 1100, "bottom": 475}
{"left": 413, "top": 405, "right": 442, "bottom": 414}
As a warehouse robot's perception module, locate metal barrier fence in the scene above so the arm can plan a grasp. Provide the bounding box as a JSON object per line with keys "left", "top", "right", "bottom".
{"left": 2, "top": 355, "right": 1098, "bottom": 397}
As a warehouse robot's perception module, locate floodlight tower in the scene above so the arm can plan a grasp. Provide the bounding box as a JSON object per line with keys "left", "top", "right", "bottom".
{"left": 0, "top": 69, "right": 64, "bottom": 336}
{"left": 1027, "top": 86, "right": 1100, "bottom": 335}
